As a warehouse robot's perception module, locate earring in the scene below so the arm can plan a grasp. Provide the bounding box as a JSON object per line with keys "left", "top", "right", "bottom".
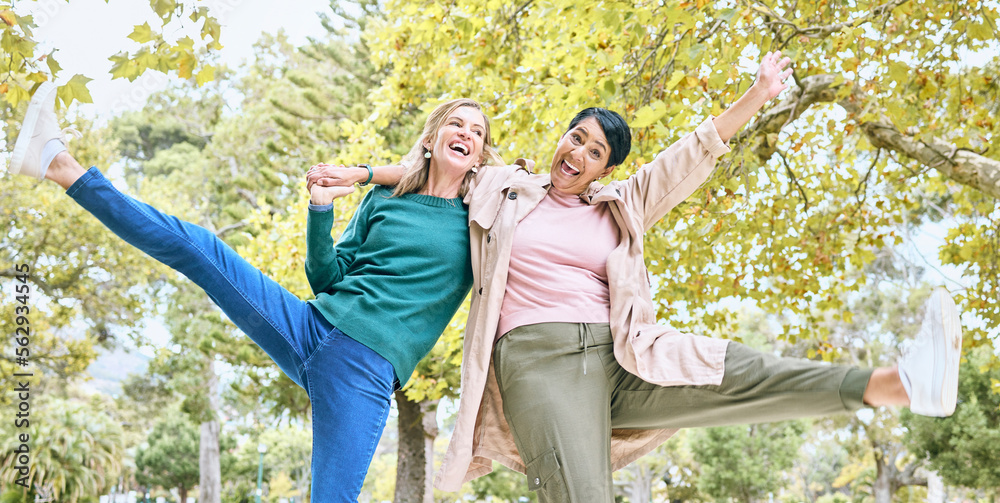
{"left": 424, "top": 151, "right": 432, "bottom": 159}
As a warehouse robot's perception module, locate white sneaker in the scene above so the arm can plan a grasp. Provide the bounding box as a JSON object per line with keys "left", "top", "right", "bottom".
{"left": 9, "top": 81, "right": 66, "bottom": 179}
{"left": 898, "top": 288, "right": 963, "bottom": 417}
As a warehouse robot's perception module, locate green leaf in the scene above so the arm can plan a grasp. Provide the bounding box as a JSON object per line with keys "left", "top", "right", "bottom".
{"left": 887, "top": 61, "right": 909, "bottom": 83}
{"left": 201, "top": 16, "right": 222, "bottom": 43}
{"left": 45, "top": 52, "right": 62, "bottom": 76}
{"left": 109, "top": 52, "right": 141, "bottom": 81}
{"left": 687, "top": 42, "right": 705, "bottom": 62}
{"left": 967, "top": 21, "right": 995, "bottom": 42}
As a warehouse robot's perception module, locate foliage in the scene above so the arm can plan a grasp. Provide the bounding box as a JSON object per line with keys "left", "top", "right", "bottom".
{"left": 691, "top": 421, "right": 808, "bottom": 502}
{"left": 0, "top": 0, "right": 222, "bottom": 109}
{"left": 223, "top": 426, "right": 312, "bottom": 502}
{"left": 134, "top": 413, "right": 199, "bottom": 499}
{"left": 904, "top": 344, "right": 1000, "bottom": 492}
{"left": 467, "top": 463, "right": 537, "bottom": 502}
{"left": 351, "top": 0, "right": 1000, "bottom": 353}
{"left": 612, "top": 432, "right": 706, "bottom": 502}
{"left": 0, "top": 397, "right": 125, "bottom": 502}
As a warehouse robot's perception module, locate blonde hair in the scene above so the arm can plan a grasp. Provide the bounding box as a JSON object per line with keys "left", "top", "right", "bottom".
{"left": 393, "top": 98, "right": 504, "bottom": 198}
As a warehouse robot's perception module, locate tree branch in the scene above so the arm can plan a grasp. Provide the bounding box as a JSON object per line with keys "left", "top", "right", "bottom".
{"left": 728, "top": 74, "right": 1000, "bottom": 199}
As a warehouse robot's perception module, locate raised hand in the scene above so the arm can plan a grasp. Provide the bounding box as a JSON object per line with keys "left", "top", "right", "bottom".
{"left": 755, "top": 50, "right": 793, "bottom": 100}
{"left": 710, "top": 52, "right": 795, "bottom": 142}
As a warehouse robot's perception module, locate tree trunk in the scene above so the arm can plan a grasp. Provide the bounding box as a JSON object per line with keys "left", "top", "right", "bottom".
{"left": 178, "top": 485, "right": 188, "bottom": 503}
{"left": 873, "top": 459, "right": 893, "bottom": 503}
{"left": 925, "top": 469, "right": 944, "bottom": 503}
{"left": 199, "top": 358, "right": 222, "bottom": 503}
{"left": 393, "top": 390, "right": 439, "bottom": 503}
{"left": 628, "top": 476, "right": 652, "bottom": 503}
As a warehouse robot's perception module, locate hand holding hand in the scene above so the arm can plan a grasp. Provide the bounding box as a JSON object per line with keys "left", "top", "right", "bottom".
{"left": 306, "top": 164, "right": 362, "bottom": 191}
{"left": 755, "top": 51, "right": 793, "bottom": 101}
{"left": 309, "top": 183, "right": 355, "bottom": 206}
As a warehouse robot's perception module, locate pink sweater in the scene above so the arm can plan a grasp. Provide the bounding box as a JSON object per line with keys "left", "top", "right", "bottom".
{"left": 497, "top": 187, "right": 619, "bottom": 339}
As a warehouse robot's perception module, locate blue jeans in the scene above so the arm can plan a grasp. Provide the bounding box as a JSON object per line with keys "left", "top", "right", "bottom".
{"left": 67, "top": 167, "right": 395, "bottom": 500}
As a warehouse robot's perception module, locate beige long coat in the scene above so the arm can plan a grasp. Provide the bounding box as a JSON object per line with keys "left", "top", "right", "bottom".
{"left": 435, "top": 117, "right": 734, "bottom": 491}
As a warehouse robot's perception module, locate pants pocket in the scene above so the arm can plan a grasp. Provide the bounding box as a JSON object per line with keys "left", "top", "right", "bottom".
{"left": 525, "top": 447, "right": 561, "bottom": 491}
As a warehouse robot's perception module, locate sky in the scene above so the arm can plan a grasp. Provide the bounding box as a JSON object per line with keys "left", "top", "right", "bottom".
{"left": 25, "top": 0, "right": 334, "bottom": 119}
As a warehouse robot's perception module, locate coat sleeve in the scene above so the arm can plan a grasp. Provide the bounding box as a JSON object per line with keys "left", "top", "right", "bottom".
{"left": 618, "top": 117, "right": 731, "bottom": 231}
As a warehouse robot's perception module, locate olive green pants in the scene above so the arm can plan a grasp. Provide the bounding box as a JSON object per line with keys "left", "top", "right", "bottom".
{"left": 493, "top": 323, "right": 871, "bottom": 503}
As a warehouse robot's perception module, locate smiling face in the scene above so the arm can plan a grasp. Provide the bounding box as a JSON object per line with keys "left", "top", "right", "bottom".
{"left": 549, "top": 117, "right": 615, "bottom": 195}
{"left": 424, "top": 105, "right": 487, "bottom": 178}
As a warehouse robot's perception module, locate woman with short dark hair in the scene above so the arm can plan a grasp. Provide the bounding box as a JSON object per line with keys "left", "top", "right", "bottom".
{"left": 311, "top": 52, "right": 962, "bottom": 502}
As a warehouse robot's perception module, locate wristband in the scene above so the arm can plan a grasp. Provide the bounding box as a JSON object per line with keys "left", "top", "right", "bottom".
{"left": 358, "top": 164, "right": 373, "bottom": 186}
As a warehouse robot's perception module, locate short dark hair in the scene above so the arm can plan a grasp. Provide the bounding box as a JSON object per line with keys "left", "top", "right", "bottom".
{"left": 565, "top": 108, "right": 631, "bottom": 168}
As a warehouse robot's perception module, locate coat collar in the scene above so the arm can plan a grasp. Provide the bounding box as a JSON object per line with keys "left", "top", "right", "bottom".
{"left": 581, "top": 180, "right": 623, "bottom": 205}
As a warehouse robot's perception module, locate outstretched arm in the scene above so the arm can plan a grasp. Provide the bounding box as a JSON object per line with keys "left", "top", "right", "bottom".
{"left": 713, "top": 50, "right": 792, "bottom": 142}
{"left": 626, "top": 52, "right": 793, "bottom": 230}
{"left": 306, "top": 163, "right": 406, "bottom": 190}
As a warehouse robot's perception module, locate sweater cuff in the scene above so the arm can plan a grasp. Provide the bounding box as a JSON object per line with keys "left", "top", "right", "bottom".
{"left": 309, "top": 202, "right": 334, "bottom": 212}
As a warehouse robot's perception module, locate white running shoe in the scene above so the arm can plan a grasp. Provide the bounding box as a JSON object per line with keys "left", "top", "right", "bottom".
{"left": 898, "top": 288, "right": 963, "bottom": 417}
{"left": 9, "top": 81, "right": 68, "bottom": 179}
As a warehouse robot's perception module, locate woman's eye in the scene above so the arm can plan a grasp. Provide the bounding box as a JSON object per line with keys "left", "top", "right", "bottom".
{"left": 474, "top": 130, "right": 483, "bottom": 137}
{"left": 572, "top": 134, "right": 581, "bottom": 143}
{"left": 591, "top": 150, "right": 601, "bottom": 158}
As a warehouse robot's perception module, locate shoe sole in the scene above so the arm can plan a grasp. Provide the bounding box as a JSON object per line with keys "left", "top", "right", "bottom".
{"left": 9, "top": 82, "right": 57, "bottom": 178}
{"left": 930, "top": 288, "right": 962, "bottom": 416}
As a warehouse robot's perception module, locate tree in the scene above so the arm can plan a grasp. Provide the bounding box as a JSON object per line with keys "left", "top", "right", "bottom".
{"left": 467, "top": 463, "right": 537, "bottom": 502}
{"left": 613, "top": 431, "right": 706, "bottom": 503}
{"left": 0, "top": 397, "right": 125, "bottom": 502}
{"left": 350, "top": 0, "right": 998, "bottom": 356}
{"left": 135, "top": 413, "right": 200, "bottom": 503}
{"left": 690, "top": 421, "right": 807, "bottom": 503}
{"left": 905, "top": 344, "right": 1000, "bottom": 496}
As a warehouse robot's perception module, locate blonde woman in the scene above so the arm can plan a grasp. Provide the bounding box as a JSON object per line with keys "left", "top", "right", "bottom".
{"left": 311, "top": 52, "right": 962, "bottom": 501}
{"left": 8, "top": 90, "right": 502, "bottom": 499}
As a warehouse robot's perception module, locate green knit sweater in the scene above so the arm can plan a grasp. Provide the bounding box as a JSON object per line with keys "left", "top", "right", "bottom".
{"left": 305, "top": 185, "right": 473, "bottom": 385}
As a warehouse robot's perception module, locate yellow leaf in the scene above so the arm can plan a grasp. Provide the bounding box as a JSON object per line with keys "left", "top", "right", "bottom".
{"left": 665, "top": 70, "right": 686, "bottom": 90}
{"left": 0, "top": 10, "right": 16, "bottom": 26}
{"left": 195, "top": 65, "right": 215, "bottom": 86}
{"left": 57, "top": 74, "right": 93, "bottom": 106}
{"left": 4, "top": 84, "right": 30, "bottom": 106}
{"left": 128, "top": 22, "right": 154, "bottom": 44}
{"left": 0, "top": 82, "right": 7, "bottom": 94}
{"left": 631, "top": 101, "right": 667, "bottom": 128}
{"left": 176, "top": 52, "right": 196, "bottom": 79}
